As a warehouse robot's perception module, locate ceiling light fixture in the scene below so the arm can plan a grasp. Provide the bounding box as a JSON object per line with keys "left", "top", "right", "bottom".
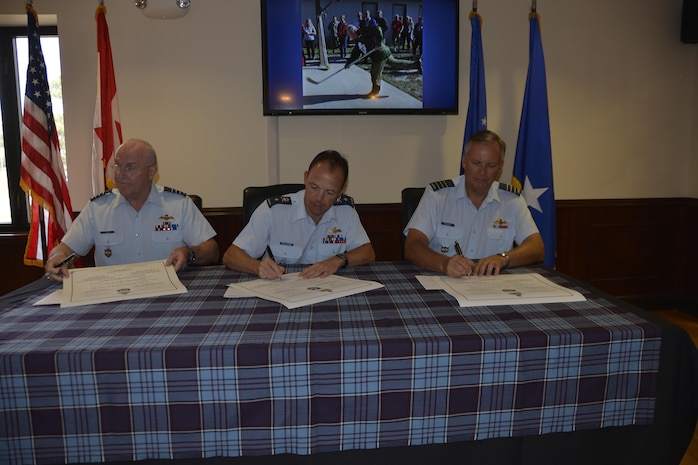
{"left": 135, "top": 0, "right": 191, "bottom": 20}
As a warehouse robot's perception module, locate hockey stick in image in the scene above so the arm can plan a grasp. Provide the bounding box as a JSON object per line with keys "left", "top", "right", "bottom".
{"left": 306, "top": 49, "right": 376, "bottom": 85}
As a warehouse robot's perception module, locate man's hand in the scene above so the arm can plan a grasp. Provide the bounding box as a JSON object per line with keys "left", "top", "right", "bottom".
{"left": 166, "top": 247, "right": 190, "bottom": 271}
{"left": 298, "top": 256, "right": 342, "bottom": 279}
{"left": 257, "top": 257, "right": 285, "bottom": 280}
{"left": 445, "top": 254, "right": 476, "bottom": 278}
{"left": 44, "top": 245, "right": 76, "bottom": 282}
{"left": 472, "top": 254, "right": 508, "bottom": 276}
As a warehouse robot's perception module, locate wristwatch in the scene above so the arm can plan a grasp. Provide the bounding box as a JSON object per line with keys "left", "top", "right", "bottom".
{"left": 187, "top": 246, "right": 197, "bottom": 266}
{"left": 498, "top": 252, "right": 510, "bottom": 269}
{"left": 336, "top": 253, "right": 349, "bottom": 268}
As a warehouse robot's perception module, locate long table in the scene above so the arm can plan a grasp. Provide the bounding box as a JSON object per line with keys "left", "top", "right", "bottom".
{"left": 0, "top": 262, "right": 696, "bottom": 465}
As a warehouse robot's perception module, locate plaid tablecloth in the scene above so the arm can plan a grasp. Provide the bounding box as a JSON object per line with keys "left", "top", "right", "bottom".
{"left": 0, "top": 262, "right": 661, "bottom": 464}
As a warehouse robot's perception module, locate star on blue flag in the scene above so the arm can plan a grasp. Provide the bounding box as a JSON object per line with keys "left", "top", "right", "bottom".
{"left": 512, "top": 12, "right": 556, "bottom": 267}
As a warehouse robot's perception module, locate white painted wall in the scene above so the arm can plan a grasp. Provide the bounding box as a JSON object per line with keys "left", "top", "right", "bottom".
{"left": 0, "top": 0, "right": 695, "bottom": 209}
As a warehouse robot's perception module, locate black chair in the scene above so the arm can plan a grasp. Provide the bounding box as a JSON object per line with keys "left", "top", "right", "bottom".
{"left": 242, "top": 184, "right": 305, "bottom": 225}
{"left": 189, "top": 194, "right": 203, "bottom": 212}
{"left": 400, "top": 187, "right": 425, "bottom": 258}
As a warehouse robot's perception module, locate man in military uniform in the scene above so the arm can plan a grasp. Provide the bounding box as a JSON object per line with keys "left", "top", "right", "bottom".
{"left": 44, "top": 139, "right": 219, "bottom": 281}
{"left": 345, "top": 24, "right": 421, "bottom": 98}
{"left": 223, "top": 150, "right": 375, "bottom": 280}
{"left": 404, "top": 130, "right": 544, "bottom": 277}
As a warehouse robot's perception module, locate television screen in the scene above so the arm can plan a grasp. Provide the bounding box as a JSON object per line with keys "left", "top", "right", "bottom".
{"left": 261, "top": 0, "right": 459, "bottom": 116}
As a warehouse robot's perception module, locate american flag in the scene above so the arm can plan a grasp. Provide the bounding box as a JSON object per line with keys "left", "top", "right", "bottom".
{"left": 92, "top": 3, "right": 122, "bottom": 195}
{"left": 19, "top": 5, "right": 73, "bottom": 266}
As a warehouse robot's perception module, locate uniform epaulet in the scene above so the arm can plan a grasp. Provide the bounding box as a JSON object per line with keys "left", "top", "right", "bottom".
{"left": 164, "top": 186, "right": 188, "bottom": 196}
{"left": 334, "top": 194, "right": 355, "bottom": 208}
{"left": 498, "top": 183, "right": 521, "bottom": 195}
{"left": 429, "top": 179, "right": 455, "bottom": 191}
{"left": 267, "top": 195, "right": 292, "bottom": 207}
{"left": 90, "top": 189, "right": 112, "bottom": 201}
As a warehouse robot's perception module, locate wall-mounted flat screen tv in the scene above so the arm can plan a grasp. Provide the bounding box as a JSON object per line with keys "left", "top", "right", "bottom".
{"left": 261, "top": 0, "right": 459, "bottom": 116}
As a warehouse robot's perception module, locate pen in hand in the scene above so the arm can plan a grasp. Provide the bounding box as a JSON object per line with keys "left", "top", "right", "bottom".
{"left": 44, "top": 253, "right": 78, "bottom": 279}
{"left": 265, "top": 245, "right": 275, "bottom": 262}
{"left": 454, "top": 241, "right": 472, "bottom": 277}
{"left": 265, "top": 245, "right": 284, "bottom": 279}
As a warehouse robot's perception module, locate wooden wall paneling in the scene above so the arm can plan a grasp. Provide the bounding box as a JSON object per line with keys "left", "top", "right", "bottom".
{"left": 553, "top": 201, "right": 589, "bottom": 280}
{"left": 678, "top": 199, "right": 698, "bottom": 303}
{"left": 2, "top": 199, "right": 697, "bottom": 309}
{"left": 356, "top": 204, "right": 402, "bottom": 261}
{"left": 0, "top": 233, "right": 45, "bottom": 295}
{"left": 586, "top": 203, "right": 680, "bottom": 298}
{"left": 555, "top": 199, "right": 693, "bottom": 308}
{"left": 204, "top": 207, "right": 242, "bottom": 264}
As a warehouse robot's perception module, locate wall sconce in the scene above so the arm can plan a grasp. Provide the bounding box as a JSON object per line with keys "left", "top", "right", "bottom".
{"left": 134, "top": 0, "right": 191, "bottom": 19}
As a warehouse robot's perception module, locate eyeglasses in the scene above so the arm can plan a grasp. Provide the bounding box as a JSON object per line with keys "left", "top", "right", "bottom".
{"left": 113, "top": 164, "right": 153, "bottom": 176}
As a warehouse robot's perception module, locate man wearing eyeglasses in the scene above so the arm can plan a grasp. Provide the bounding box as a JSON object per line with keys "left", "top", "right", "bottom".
{"left": 44, "top": 138, "right": 219, "bottom": 281}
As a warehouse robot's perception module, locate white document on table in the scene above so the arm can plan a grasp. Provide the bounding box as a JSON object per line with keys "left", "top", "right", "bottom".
{"left": 417, "top": 273, "right": 586, "bottom": 307}
{"left": 62, "top": 260, "right": 187, "bottom": 308}
{"left": 223, "top": 284, "right": 255, "bottom": 298}
{"left": 33, "top": 289, "right": 63, "bottom": 306}
{"left": 225, "top": 272, "right": 384, "bottom": 309}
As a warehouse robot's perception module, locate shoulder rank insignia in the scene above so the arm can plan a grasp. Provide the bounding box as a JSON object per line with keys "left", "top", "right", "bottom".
{"left": 164, "top": 186, "right": 188, "bottom": 196}
{"left": 90, "top": 189, "right": 112, "bottom": 201}
{"left": 334, "top": 194, "right": 355, "bottom": 208}
{"left": 498, "top": 183, "right": 521, "bottom": 195}
{"left": 267, "top": 196, "right": 293, "bottom": 207}
{"left": 429, "top": 179, "right": 455, "bottom": 191}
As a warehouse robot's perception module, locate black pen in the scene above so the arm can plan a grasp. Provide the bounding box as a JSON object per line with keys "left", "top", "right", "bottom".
{"left": 44, "top": 253, "right": 78, "bottom": 278}
{"left": 265, "top": 245, "right": 285, "bottom": 280}
{"left": 454, "top": 241, "right": 473, "bottom": 276}
{"left": 55, "top": 252, "right": 78, "bottom": 268}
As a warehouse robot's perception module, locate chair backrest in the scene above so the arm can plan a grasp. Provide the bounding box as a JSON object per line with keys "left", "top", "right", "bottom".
{"left": 400, "top": 187, "right": 425, "bottom": 258}
{"left": 189, "top": 194, "right": 203, "bottom": 212}
{"left": 242, "top": 183, "right": 305, "bottom": 225}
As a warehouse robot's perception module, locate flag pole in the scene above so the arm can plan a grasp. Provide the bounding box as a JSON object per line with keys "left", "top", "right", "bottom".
{"left": 38, "top": 205, "right": 47, "bottom": 259}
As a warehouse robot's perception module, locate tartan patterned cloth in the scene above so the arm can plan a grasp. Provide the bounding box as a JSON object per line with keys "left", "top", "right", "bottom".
{"left": 0, "top": 262, "right": 661, "bottom": 464}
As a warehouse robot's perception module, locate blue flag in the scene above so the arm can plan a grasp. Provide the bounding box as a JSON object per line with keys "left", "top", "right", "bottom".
{"left": 460, "top": 12, "right": 487, "bottom": 174}
{"left": 512, "top": 12, "right": 556, "bottom": 267}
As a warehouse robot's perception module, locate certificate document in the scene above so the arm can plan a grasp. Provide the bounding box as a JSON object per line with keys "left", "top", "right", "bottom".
{"left": 225, "top": 272, "right": 384, "bottom": 309}
{"left": 418, "top": 273, "right": 586, "bottom": 307}
{"left": 62, "top": 260, "right": 187, "bottom": 308}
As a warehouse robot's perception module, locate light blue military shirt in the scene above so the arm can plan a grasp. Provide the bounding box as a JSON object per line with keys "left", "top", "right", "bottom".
{"left": 63, "top": 184, "right": 216, "bottom": 266}
{"left": 404, "top": 176, "right": 539, "bottom": 259}
{"left": 233, "top": 190, "right": 370, "bottom": 264}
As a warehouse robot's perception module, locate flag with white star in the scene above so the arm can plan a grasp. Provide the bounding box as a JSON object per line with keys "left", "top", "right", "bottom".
{"left": 460, "top": 10, "right": 487, "bottom": 174}
{"left": 512, "top": 11, "right": 556, "bottom": 267}
{"left": 19, "top": 5, "right": 74, "bottom": 266}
